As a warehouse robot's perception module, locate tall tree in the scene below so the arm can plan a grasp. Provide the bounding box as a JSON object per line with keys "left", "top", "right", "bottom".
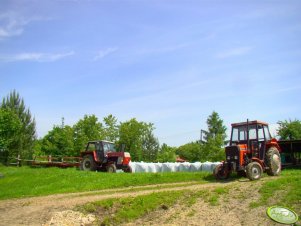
{"left": 201, "top": 111, "right": 227, "bottom": 162}
{"left": 41, "top": 125, "right": 75, "bottom": 156}
{"left": 118, "top": 118, "right": 157, "bottom": 161}
{"left": 0, "top": 108, "right": 22, "bottom": 163}
{"left": 176, "top": 142, "right": 202, "bottom": 162}
{"left": 142, "top": 128, "right": 159, "bottom": 162}
{"left": 73, "top": 115, "right": 104, "bottom": 151}
{"left": 157, "top": 143, "right": 176, "bottom": 162}
{"left": 1, "top": 90, "right": 36, "bottom": 159}
{"left": 103, "top": 114, "right": 119, "bottom": 142}
{"left": 277, "top": 119, "right": 301, "bottom": 140}
{"left": 204, "top": 111, "right": 227, "bottom": 141}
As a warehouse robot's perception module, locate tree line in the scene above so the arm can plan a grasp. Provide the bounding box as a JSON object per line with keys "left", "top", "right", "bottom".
{"left": 1, "top": 90, "right": 301, "bottom": 164}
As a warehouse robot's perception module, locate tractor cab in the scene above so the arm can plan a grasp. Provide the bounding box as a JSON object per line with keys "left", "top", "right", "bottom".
{"left": 85, "top": 140, "right": 116, "bottom": 163}
{"left": 214, "top": 120, "right": 281, "bottom": 180}
{"left": 230, "top": 121, "right": 272, "bottom": 160}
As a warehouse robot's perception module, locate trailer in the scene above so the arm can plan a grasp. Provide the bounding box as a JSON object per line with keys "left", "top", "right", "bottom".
{"left": 31, "top": 156, "right": 81, "bottom": 168}
{"left": 278, "top": 139, "right": 301, "bottom": 168}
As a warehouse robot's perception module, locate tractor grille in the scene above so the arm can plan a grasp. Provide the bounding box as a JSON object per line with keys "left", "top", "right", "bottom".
{"left": 225, "top": 146, "right": 240, "bottom": 170}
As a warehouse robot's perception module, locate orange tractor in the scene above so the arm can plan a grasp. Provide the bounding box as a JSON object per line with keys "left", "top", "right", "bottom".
{"left": 80, "top": 140, "right": 132, "bottom": 173}
{"left": 214, "top": 120, "right": 281, "bottom": 180}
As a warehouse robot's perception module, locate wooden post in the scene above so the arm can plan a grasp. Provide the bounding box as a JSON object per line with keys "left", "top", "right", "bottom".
{"left": 17, "top": 154, "right": 21, "bottom": 167}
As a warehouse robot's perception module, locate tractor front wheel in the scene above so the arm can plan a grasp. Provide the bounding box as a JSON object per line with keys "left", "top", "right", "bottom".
{"left": 266, "top": 147, "right": 281, "bottom": 176}
{"left": 213, "top": 164, "right": 230, "bottom": 180}
{"left": 107, "top": 164, "right": 117, "bottom": 173}
{"left": 246, "top": 162, "right": 263, "bottom": 180}
{"left": 81, "top": 155, "right": 97, "bottom": 171}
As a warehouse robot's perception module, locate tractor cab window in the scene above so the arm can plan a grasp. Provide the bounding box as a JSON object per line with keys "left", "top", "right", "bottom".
{"left": 249, "top": 125, "right": 257, "bottom": 140}
{"left": 231, "top": 127, "right": 246, "bottom": 143}
{"left": 258, "top": 125, "right": 265, "bottom": 141}
{"left": 103, "top": 142, "right": 116, "bottom": 153}
{"left": 231, "top": 127, "right": 239, "bottom": 142}
{"left": 231, "top": 125, "right": 259, "bottom": 144}
{"left": 87, "top": 143, "right": 97, "bottom": 151}
{"left": 264, "top": 126, "right": 271, "bottom": 140}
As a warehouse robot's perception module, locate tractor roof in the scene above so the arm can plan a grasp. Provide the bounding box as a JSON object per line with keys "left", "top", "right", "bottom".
{"left": 88, "top": 140, "right": 114, "bottom": 144}
{"left": 231, "top": 120, "right": 269, "bottom": 127}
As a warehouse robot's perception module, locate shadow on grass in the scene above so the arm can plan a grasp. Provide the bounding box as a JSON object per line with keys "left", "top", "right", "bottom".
{"left": 203, "top": 172, "right": 250, "bottom": 184}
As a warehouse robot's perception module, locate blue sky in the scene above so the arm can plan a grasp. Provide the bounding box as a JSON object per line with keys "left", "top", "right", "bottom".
{"left": 0, "top": 0, "right": 300, "bottom": 146}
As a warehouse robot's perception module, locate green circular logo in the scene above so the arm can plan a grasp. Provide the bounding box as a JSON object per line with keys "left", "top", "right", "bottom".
{"left": 267, "top": 206, "right": 299, "bottom": 224}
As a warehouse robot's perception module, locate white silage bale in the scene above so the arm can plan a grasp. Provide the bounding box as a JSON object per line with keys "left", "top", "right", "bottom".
{"left": 154, "top": 163, "right": 162, "bottom": 173}
{"left": 178, "top": 162, "right": 190, "bottom": 172}
{"left": 135, "top": 162, "right": 147, "bottom": 173}
{"left": 129, "top": 162, "right": 136, "bottom": 173}
{"left": 147, "top": 163, "right": 156, "bottom": 173}
{"left": 189, "top": 162, "right": 202, "bottom": 172}
{"left": 171, "top": 163, "right": 179, "bottom": 172}
{"left": 211, "top": 162, "right": 222, "bottom": 171}
{"left": 201, "top": 161, "right": 213, "bottom": 172}
{"left": 162, "top": 163, "right": 172, "bottom": 172}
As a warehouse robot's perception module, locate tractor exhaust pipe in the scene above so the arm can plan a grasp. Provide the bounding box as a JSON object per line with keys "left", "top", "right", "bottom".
{"left": 247, "top": 119, "right": 250, "bottom": 157}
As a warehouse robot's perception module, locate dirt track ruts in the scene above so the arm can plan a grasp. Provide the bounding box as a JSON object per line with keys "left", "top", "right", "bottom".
{"left": 0, "top": 178, "right": 284, "bottom": 226}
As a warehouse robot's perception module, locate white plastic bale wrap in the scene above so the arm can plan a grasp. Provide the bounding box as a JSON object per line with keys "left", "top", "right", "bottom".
{"left": 189, "top": 162, "right": 202, "bottom": 172}
{"left": 178, "top": 162, "right": 190, "bottom": 172}
{"left": 129, "top": 161, "right": 221, "bottom": 173}
{"left": 201, "top": 161, "right": 222, "bottom": 172}
{"left": 154, "top": 163, "right": 162, "bottom": 172}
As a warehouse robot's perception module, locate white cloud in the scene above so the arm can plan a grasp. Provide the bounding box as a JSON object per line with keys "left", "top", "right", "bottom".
{"left": 216, "top": 46, "right": 253, "bottom": 59}
{"left": 0, "top": 11, "right": 52, "bottom": 39}
{"left": 0, "top": 12, "right": 27, "bottom": 38}
{"left": 0, "top": 51, "right": 75, "bottom": 62}
{"left": 93, "top": 47, "right": 118, "bottom": 61}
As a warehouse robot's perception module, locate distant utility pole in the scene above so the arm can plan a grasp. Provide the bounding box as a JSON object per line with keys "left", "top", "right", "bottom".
{"left": 200, "top": 129, "right": 207, "bottom": 143}
{"left": 61, "top": 117, "right": 65, "bottom": 129}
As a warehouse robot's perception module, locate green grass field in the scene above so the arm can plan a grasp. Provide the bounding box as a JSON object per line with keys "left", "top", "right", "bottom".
{"left": 0, "top": 165, "right": 213, "bottom": 200}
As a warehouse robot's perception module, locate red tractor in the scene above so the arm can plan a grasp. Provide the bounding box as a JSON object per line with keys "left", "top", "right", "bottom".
{"left": 214, "top": 120, "right": 281, "bottom": 180}
{"left": 80, "top": 140, "right": 132, "bottom": 173}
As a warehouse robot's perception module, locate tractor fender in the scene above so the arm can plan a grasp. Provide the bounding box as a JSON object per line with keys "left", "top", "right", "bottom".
{"left": 250, "top": 157, "right": 264, "bottom": 169}
{"left": 266, "top": 139, "right": 281, "bottom": 153}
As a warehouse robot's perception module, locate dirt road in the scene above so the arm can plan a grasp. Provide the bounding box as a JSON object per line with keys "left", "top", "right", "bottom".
{"left": 0, "top": 178, "right": 283, "bottom": 226}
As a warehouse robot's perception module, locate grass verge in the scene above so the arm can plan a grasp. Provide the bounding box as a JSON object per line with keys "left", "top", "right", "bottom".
{"left": 249, "top": 169, "right": 301, "bottom": 216}
{"left": 78, "top": 185, "right": 230, "bottom": 225}
{"left": 0, "top": 165, "right": 213, "bottom": 200}
{"left": 79, "top": 190, "right": 186, "bottom": 225}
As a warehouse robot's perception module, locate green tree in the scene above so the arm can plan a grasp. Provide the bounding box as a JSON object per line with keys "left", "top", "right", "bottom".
{"left": 204, "top": 111, "right": 227, "bottom": 141}
{"left": 0, "top": 108, "right": 22, "bottom": 163}
{"left": 142, "top": 128, "right": 159, "bottom": 162}
{"left": 118, "top": 118, "right": 157, "bottom": 161}
{"left": 277, "top": 119, "right": 301, "bottom": 140}
{"left": 103, "top": 114, "right": 119, "bottom": 142}
{"left": 176, "top": 142, "right": 202, "bottom": 162}
{"left": 201, "top": 111, "right": 227, "bottom": 162}
{"left": 41, "top": 125, "right": 75, "bottom": 156}
{"left": 202, "top": 135, "right": 225, "bottom": 161}
{"left": 73, "top": 115, "right": 104, "bottom": 152}
{"left": 157, "top": 143, "right": 176, "bottom": 162}
{"left": 1, "top": 90, "right": 36, "bottom": 159}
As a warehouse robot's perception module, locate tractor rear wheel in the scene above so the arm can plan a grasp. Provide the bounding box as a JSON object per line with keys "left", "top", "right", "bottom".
{"left": 107, "top": 164, "right": 117, "bottom": 173}
{"left": 246, "top": 162, "right": 262, "bottom": 180}
{"left": 266, "top": 147, "right": 281, "bottom": 176}
{"left": 81, "top": 155, "right": 97, "bottom": 171}
{"left": 213, "top": 164, "right": 230, "bottom": 180}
